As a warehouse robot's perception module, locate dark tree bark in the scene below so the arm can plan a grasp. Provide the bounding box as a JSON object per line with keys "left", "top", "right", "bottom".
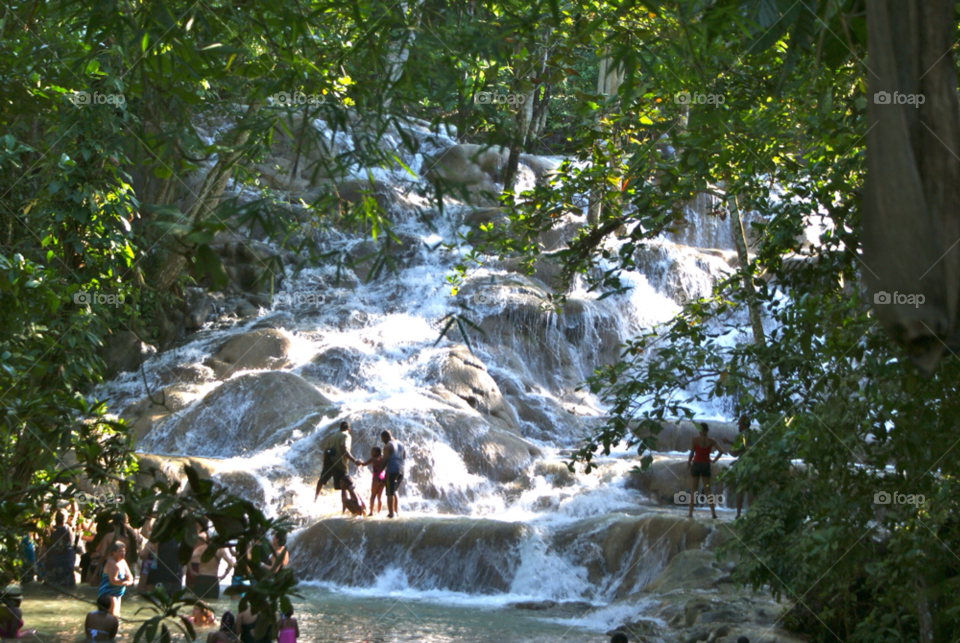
{"left": 864, "top": 0, "right": 960, "bottom": 375}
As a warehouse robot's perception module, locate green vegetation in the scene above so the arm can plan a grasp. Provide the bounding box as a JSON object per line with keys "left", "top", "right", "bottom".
{"left": 0, "top": 0, "right": 957, "bottom": 640}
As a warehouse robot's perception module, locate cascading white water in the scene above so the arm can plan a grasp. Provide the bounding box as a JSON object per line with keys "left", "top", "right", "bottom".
{"left": 95, "top": 116, "right": 758, "bottom": 632}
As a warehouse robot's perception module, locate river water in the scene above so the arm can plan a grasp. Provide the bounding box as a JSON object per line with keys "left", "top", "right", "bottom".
{"left": 66, "top": 115, "right": 760, "bottom": 641}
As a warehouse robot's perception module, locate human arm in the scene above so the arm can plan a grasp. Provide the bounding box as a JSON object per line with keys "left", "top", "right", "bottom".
{"left": 711, "top": 438, "right": 724, "bottom": 463}
{"left": 217, "top": 547, "right": 236, "bottom": 580}
{"left": 687, "top": 438, "right": 695, "bottom": 469}
{"left": 112, "top": 560, "right": 134, "bottom": 586}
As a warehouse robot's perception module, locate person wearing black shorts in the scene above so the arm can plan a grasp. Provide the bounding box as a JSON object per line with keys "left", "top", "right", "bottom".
{"left": 380, "top": 430, "right": 406, "bottom": 518}
{"left": 686, "top": 422, "right": 724, "bottom": 519}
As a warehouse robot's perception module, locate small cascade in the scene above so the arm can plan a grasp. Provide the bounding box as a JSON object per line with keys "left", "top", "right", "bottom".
{"left": 94, "top": 113, "right": 763, "bottom": 634}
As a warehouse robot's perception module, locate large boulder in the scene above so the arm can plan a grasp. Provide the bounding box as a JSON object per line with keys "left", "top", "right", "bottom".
{"left": 100, "top": 331, "right": 157, "bottom": 379}
{"left": 424, "top": 143, "right": 507, "bottom": 205}
{"left": 625, "top": 455, "right": 734, "bottom": 508}
{"left": 291, "top": 517, "right": 530, "bottom": 593}
{"left": 551, "top": 514, "right": 714, "bottom": 598}
{"left": 459, "top": 276, "right": 624, "bottom": 391}
{"left": 633, "top": 420, "right": 739, "bottom": 453}
{"left": 133, "top": 454, "right": 266, "bottom": 507}
{"left": 425, "top": 345, "right": 520, "bottom": 432}
{"left": 121, "top": 386, "right": 196, "bottom": 443}
{"left": 204, "top": 329, "right": 294, "bottom": 379}
{"left": 141, "top": 372, "right": 337, "bottom": 457}
{"left": 297, "top": 345, "right": 367, "bottom": 390}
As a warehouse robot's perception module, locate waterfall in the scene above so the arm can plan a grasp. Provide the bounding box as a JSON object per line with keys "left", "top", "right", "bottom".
{"left": 95, "top": 113, "right": 759, "bottom": 623}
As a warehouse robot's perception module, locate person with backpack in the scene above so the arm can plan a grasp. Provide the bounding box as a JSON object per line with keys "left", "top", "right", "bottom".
{"left": 314, "top": 421, "right": 360, "bottom": 514}
{"left": 380, "top": 430, "right": 405, "bottom": 519}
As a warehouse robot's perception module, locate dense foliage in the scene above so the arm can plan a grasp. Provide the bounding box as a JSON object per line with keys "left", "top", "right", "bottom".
{"left": 1, "top": 0, "right": 958, "bottom": 640}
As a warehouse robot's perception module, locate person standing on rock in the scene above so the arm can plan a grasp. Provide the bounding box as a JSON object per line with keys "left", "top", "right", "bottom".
{"left": 380, "top": 430, "right": 406, "bottom": 519}
{"left": 330, "top": 421, "right": 360, "bottom": 512}
{"left": 686, "top": 422, "right": 724, "bottom": 519}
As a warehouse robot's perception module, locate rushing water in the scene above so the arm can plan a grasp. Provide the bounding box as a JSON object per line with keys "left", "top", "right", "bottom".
{"left": 70, "top": 115, "right": 760, "bottom": 640}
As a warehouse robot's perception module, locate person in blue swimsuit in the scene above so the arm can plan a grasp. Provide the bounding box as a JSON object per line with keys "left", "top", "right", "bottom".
{"left": 84, "top": 594, "right": 119, "bottom": 640}
{"left": 98, "top": 542, "right": 134, "bottom": 617}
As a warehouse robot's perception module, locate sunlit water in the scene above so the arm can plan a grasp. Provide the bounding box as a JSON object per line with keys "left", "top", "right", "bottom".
{"left": 18, "top": 584, "right": 600, "bottom": 642}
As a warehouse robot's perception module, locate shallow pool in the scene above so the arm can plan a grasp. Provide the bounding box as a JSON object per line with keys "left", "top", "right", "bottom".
{"left": 16, "top": 584, "right": 602, "bottom": 642}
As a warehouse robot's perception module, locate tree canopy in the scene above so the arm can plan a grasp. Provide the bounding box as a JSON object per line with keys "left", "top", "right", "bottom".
{"left": 1, "top": 0, "right": 958, "bottom": 641}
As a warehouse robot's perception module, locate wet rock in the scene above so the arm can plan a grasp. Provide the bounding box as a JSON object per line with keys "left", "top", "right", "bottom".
{"left": 205, "top": 328, "right": 294, "bottom": 379}
{"left": 460, "top": 276, "right": 624, "bottom": 391}
{"left": 291, "top": 517, "right": 529, "bottom": 593}
{"left": 551, "top": 514, "right": 713, "bottom": 598}
{"left": 632, "top": 420, "right": 739, "bottom": 454}
{"left": 518, "top": 154, "right": 561, "bottom": 182}
{"left": 214, "top": 469, "right": 266, "bottom": 506}
{"left": 100, "top": 331, "right": 157, "bottom": 378}
{"left": 134, "top": 454, "right": 223, "bottom": 490}
{"left": 347, "top": 233, "right": 422, "bottom": 282}
{"left": 143, "top": 371, "right": 337, "bottom": 457}
{"left": 625, "top": 455, "right": 732, "bottom": 507}
{"left": 425, "top": 344, "right": 520, "bottom": 432}
{"left": 424, "top": 143, "right": 506, "bottom": 205}
{"left": 434, "top": 411, "right": 541, "bottom": 483}
{"left": 298, "top": 345, "right": 367, "bottom": 390}
{"left": 534, "top": 461, "right": 576, "bottom": 487}
{"left": 511, "top": 600, "right": 557, "bottom": 610}
{"left": 255, "top": 109, "right": 338, "bottom": 195}
{"left": 156, "top": 363, "right": 215, "bottom": 386}
{"left": 121, "top": 386, "right": 196, "bottom": 443}
{"left": 462, "top": 207, "right": 507, "bottom": 228}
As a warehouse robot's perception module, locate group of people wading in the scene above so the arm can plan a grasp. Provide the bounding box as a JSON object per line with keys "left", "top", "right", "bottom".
{"left": 685, "top": 416, "right": 752, "bottom": 519}
{"left": 314, "top": 422, "right": 406, "bottom": 519}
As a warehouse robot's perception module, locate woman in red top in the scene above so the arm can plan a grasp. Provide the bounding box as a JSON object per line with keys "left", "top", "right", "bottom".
{"left": 686, "top": 422, "right": 725, "bottom": 519}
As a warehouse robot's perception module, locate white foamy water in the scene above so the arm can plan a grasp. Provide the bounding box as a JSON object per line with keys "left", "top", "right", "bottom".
{"left": 92, "top": 120, "right": 774, "bottom": 633}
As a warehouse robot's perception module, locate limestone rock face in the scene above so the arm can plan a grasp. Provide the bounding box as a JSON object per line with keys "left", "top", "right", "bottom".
{"left": 297, "top": 345, "right": 367, "bottom": 390}
{"left": 426, "top": 344, "right": 520, "bottom": 432}
{"left": 255, "top": 110, "right": 338, "bottom": 195}
{"left": 205, "top": 329, "right": 294, "bottom": 379}
{"left": 120, "top": 386, "right": 196, "bottom": 443}
{"left": 605, "top": 548, "right": 806, "bottom": 643}
{"left": 460, "top": 276, "right": 624, "bottom": 392}
{"left": 290, "top": 517, "right": 530, "bottom": 593}
{"left": 625, "top": 455, "right": 733, "bottom": 508}
{"left": 551, "top": 514, "right": 713, "bottom": 598}
{"left": 141, "top": 371, "right": 336, "bottom": 457}
{"left": 633, "top": 420, "right": 739, "bottom": 453}
{"left": 424, "top": 143, "right": 507, "bottom": 205}
{"left": 100, "top": 331, "right": 157, "bottom": 379}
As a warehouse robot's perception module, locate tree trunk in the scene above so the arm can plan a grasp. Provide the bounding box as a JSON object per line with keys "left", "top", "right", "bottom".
{"left": 730, "top": 195, "right": 776, "bottom": 401}
{"left": 587, "top": 50, "right": 622, "bottom": 225}
{"left": 382, "top": 1, "right": 425, "bottom": 112}
{"left": 502, "top": 85, "right": 536, "bottom": 192}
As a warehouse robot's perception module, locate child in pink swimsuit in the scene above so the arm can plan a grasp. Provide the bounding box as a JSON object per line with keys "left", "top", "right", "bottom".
{"left": 278, "top": 609, "right": 299, "bottom": 643}
{"left": 359, "top": 447, "right": 386, "bottom": 515}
